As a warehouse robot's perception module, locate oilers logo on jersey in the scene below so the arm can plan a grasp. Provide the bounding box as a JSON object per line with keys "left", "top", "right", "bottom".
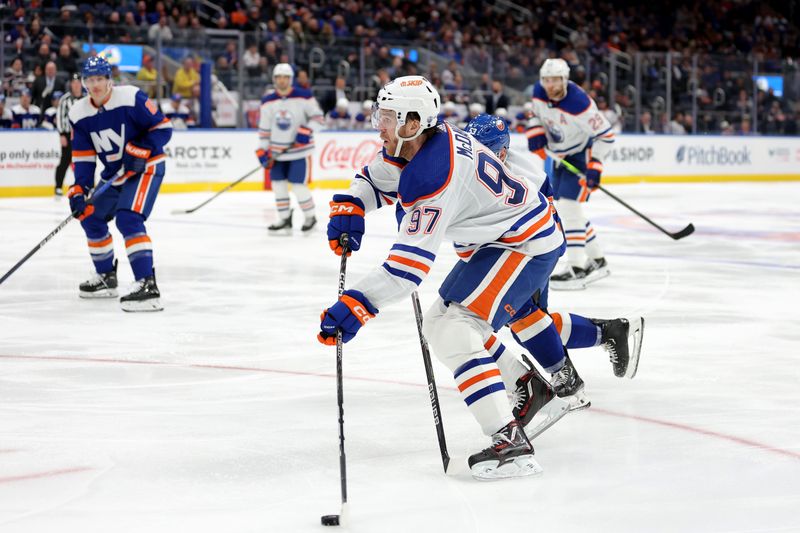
{"left": 275, "top": 109, "right": 293, "bottom": 131}
{"left": 545, "top": 122, "right": 565, "bottom": 143}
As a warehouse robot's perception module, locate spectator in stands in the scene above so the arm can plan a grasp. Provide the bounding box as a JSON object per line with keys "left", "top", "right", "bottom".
{"left": 243, "top": 43, "right": 262, "bottom": 77}
{"left": 5, "top": 18, "right": 28, "bottom": 47}
{"left": 263, "top": 41, "right": 281, "bottom": 67}
{"left": 485, "top": 80, "right": 509, "bottom": 115}
{"left": 0, "top": 96, "right": 12, "bottom": 128}
{"left": 667, "top": 112, "right": 687, "bottom": 134}
{"left": 148, "top": 15, "right": 174, "bottom": 43}
{"left": 31, "top": 61, "right": 64, "bottom": 111}
{"left": 294, "top": 69, "right": 311, "bottom": 90}
{"left": 738, "top": 117, "right": 753, "bottom": 135}
{"left": 136, "top": 54, "right": 158, "bottom": 97}
{"left": 4, "top": 57, "right": 28, "bottom": 96}
{"left": 597, "top": 96, "right": 623, "bottom": 133}
{"left": 55, "top": 43, "right": 78, "bottom": 75}
{"left": 321, "top": 76, "right": 350, "bottom": 113}
{"left": 353, "top": 99, "right": 373, "bottom": 130}
{"left": 640, "top": 110, "right": 656, "bottom": 134}
{"left": 221, "top": 40, "right": 238, "bottom": 70}
{"left": 34, "top": 43, "right": 55, "bottom": 71}
{"left": 326, "top": 98, "right": 352, "bottom": 129}
{"left": 162, "top": 93, "right": 194, "bottom": 130}
{"left": 173, "top": 57, "right": 199, "bottom": 98}
{"left": 720, "top": 120, "right": 735, "bottom": 135}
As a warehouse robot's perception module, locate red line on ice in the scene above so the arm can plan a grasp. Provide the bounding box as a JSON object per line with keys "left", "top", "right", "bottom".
{"left": 2, "top": 353, "right": 798, "bottom": 462}
{"left": 0, "top": 466, "right": 93, "bottom": 484}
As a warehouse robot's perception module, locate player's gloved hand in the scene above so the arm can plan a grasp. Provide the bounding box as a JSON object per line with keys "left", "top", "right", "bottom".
{"left": 585, "top": 158, "right": 603, "bottom": 189}
{"left": 527, "top": 131, "right": 547, "bottom": 159}
{"left": 318, "top": 290, "right": 378, "bottom": 345}
{"left": 256, "top": 148, "right": 273, "bottom": 168}
{"left": 328, "top": 195, "right": 365, "bottom": 256}
{"left": 67, "top": 184, "right": 94, "bottom": 221}
{"left": 122, "top": 142, "right": 151, "bottom": 175}
{"left": 295, "top": 126, "right": 312, "bottom": 146}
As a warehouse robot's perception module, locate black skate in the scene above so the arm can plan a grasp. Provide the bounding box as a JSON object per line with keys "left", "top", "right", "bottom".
{"left": 583, "top": 257, "right": 611, "bottom": 285}
{"left": 268, "top": 210, "right": 293, "bottom": 235}
{"left": 591, "top": 317, "right": 645, "bottom": 379}
{"left": 511, "top": 357, "right": 570, "bottom": 439}
{"left": 120, "top": 272, "right": 163, "bottom": 312}
{"left": 551, "top": 351, "right": 591, "bottom": 411}
{"left": 79, "top": 260, "right": 118, "bottom": 299}
{"left": 549, "top": 264, "right": 589, "bottom": 291}
{"left": 468, "top": 420, "right": 542, "bottom": 481}
{"left": 301, "top": 216, "right": 317, "bottom": 233}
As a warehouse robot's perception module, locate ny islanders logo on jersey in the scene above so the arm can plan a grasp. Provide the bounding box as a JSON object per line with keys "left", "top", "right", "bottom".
{"left": 275, "top": 109, "right": 293, "bottom": 131}
{"left": 90, "top": 124, "right": 126, "bottom": 162}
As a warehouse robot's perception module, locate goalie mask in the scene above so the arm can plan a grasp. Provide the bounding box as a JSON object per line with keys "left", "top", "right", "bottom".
{"left": 373, "top": 76, "right": 440, "bottom": 157}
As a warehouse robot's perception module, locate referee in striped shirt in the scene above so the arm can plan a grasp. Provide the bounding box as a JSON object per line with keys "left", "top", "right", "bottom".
{"left": 55, "top": 73, "right": 86, "bottom": 197}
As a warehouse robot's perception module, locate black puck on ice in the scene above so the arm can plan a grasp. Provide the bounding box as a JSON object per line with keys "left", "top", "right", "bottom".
{"left": 321, "top": 514, "right": 340, "bottom": 526}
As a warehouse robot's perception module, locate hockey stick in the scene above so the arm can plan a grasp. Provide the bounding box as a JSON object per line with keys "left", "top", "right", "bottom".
{"left": 0, "top": 177, "right": 117, "bottom": 286}
{"left": 170, "top": 165, "right": 262, "bottom": 215}
{"left": 321, "top": 234, "right": 350, "bottom": 527}
{"left": 410, "top": 291, "right": 451, "bottom": 473}
{"left": 550, "top": 155, "right": 695, "bottom": 240}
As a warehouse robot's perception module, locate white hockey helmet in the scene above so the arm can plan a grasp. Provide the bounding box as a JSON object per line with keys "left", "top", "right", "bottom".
{"left": 539, "top": 58, "right": 570, "bottom": 83}
{"left": 443, "top": 100, "right": 456, "bottom": 113}
{"left": 375, "top": 75, "right": 440, "bottom": 131}
{"left": 362, "top": 99, "right": 373, "bottom": 109}
{"left": 469, "top": 102, "right": 484, "bottom": 115}
{"left": 523, "top": 101, "right": 534, "bottom": 112}
{"left": 336, "top": 97, "right": 349, "bottom": 110}
{"left": 272, "top": 63, "right": 294, "bottom": 82}
{"left": 495, "top": 107, "right": 508, "bottom": 118}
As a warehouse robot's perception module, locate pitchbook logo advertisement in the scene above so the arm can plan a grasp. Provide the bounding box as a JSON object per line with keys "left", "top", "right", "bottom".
{"left": 676, "top": 145, "right": 752, "bottom": 165}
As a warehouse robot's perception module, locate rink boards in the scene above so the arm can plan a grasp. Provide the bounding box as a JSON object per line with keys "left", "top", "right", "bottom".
{"left": 1, "top": 129, "right": 799, "bottom": 197}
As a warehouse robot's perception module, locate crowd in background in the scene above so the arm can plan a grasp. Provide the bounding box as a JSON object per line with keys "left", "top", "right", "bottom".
{"left": 1, "top": 0, "right": 799, "bottom": 134}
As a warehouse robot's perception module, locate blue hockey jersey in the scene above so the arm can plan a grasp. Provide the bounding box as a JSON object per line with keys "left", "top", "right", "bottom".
{"left": 69, "top": 85, "right": 172, "bottom": 188}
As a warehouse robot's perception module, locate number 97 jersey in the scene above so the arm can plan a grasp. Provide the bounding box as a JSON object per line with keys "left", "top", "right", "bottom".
{"left": 347, "top": 122, "right": 565, "bottom": 310}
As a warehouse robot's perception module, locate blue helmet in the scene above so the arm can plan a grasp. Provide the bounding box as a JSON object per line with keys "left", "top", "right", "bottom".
{"left": 465, "top": 113, "right": 510, "bottom": 155}
{"left": 81, "top": 56, "right": 112, "bottom": 79}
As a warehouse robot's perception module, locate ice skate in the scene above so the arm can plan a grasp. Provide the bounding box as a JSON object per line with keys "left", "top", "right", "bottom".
{"left": 592, "top": 317, "right": 645, "bottom": 379}
{"left": 551, "top": 352, "right": 591, "bottom": 411}
{"left": 79, "top": 260, "right": 118, "bottom": 298}
{"left": 268, "top": 210, "right": 293, "bottom": 235}
{"left": 301, "top": 216, "right": 317, "bottom": 233}
{"left": 549, "top": 264, "right": 588, "bottom": 290}
{"left": 510, "top": 359, "right": 570, "bottom": 439}
{"left": 120, "top": 273, "right": 163, "bottom": 312}
{"left": 468, "top": 420, "right": 542, "bottom": 481}
{"left": 583, "top": 257, "right": 610, "bottom": 286}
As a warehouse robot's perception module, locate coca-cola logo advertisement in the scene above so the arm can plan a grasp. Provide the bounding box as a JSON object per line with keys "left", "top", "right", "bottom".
{"left": 318, "top": 138, "right": 383, "bottom": 171}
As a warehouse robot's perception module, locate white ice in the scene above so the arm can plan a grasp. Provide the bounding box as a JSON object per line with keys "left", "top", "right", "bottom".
{"left": 0, "top": 182, "right": 799, "bottom": 533}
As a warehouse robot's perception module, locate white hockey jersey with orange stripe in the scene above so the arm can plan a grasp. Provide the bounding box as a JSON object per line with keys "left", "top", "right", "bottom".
{"left": 526, "top": 81, "right": 614, "bottom": 162}
{"left": 258, "top": 87, "right": 324, "bottom": 162}
{"left": 346, "top": 122, "right": 565, "bottom": 310}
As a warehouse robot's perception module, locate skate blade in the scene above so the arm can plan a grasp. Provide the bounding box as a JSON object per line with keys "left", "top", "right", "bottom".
{"left": 268, "top": 228, "right": 292, "bottom": 236}
{"left": 121, "top": 298, "right": 164, "bottom": 312}
{"left": 79, "top": 289, "right": 118, "bottom": 299}
{"left": 561, "top": 390, "right": 591, "bottom": 412}
{"left": 525, "top": 396, "right": 571, "bottom": 439}
{"left": 624, "top": 317, "right": 645, "bottom": 379}
{"left": 584, "top": 266, "right": 611, "bottom": 285}
{"left": 471, "top": 455, "right": 543, "bottom": 481}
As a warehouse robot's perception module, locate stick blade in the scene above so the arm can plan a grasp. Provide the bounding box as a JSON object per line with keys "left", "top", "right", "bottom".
{"left": 320, "top": 514, "right": 340, "bottom": 526}
{"left": 170, "top": 208, "right": 192, "bottom": 215}
{"left": 670, "top": 223, "right": 695, "bottom": 240}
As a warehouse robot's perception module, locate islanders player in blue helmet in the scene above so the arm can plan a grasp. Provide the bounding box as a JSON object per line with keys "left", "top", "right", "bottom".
{"left": 67, "top": 56, "right": 173, "bottom": 311}
{"left": 465, "top": 113, "right": 645, "bottom": 412}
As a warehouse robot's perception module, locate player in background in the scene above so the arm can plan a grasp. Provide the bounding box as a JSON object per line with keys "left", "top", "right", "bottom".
{"left": 54, "top": 74, "right": 85, "bottom": 197}
{"left": 11, "top": 88, "right": 42, "bottom": 129}
{"left": 318, "top": 76, "right": 641, "bottom": 479}
{"left": 514, "top": 102, "right": 534, "bottom": 133}
{"left": 42, "top": 91, "right": 62, "bottom": 130}
{"left": 326, "top": 97, "right": 352, "bottom": 129}
{"left": 161, "top": 93, "right": 194, "bottom": 130}
{"left": 527, "top": 58, "right": 615, "bottom": 290}
{"left": 437, "top": 100, "right": 461, "bottom": 125}
{"left": 465, "top": 113, "right": 644, "bottom": 411}
{"left": 353, "top": 99, "right": 373, "bottom": 130}
{"left": 68, "top": 56, "right": 173, "bottom": 312}
{"left": 256, "top": 63, "right": 325, "bottom": 234}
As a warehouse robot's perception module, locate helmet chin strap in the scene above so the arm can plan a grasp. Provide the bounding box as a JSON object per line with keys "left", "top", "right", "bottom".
{"left": 392, "top": 120, "right": 425, "bottom": 158}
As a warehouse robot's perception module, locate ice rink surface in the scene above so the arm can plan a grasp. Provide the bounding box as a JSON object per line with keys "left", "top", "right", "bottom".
{"left": 1, "top": 181, "right": 799, "bottom": 533}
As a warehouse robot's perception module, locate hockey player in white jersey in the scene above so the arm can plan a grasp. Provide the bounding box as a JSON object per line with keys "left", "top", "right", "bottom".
{"left": 466, "top": 113, "right": 645, "bottom": 411}
{"left": 527, "top": 58, "right": 615, "bottom": 290}
{"left": 317, "top": 76, "right": 641, "bottom": 479}
{"left": 256, "top": 63, "right": 325, "bottom": 234}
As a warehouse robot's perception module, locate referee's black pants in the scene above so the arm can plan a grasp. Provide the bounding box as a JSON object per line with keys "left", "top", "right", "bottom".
{"left": 55, "top": 135, "right": 72, "bottom": 191}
